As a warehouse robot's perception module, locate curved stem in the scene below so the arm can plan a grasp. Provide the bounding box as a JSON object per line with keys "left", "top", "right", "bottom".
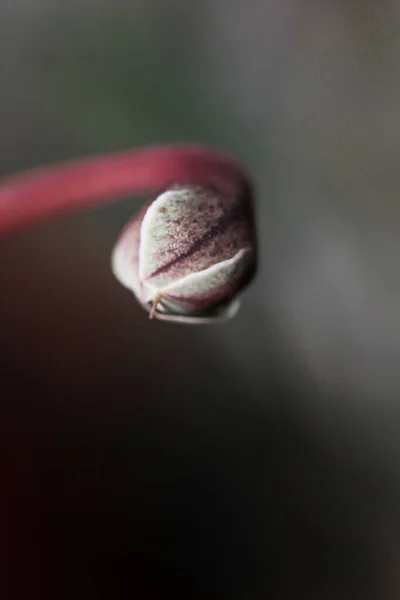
{"left": 0, "top": 144, "right": 250, "bottom": 237}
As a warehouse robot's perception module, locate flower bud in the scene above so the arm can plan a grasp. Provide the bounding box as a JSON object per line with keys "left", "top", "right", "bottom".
{"left": 111, "top": 184, "right": 256, "bottom": 323}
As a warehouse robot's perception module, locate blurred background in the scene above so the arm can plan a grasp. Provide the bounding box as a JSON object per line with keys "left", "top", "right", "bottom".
{"left": 1, "top": 0, "right": 400, "bottom": 598}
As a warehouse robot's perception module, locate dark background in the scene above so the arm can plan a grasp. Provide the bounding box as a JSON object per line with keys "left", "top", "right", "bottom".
{"left": 1, "top": 1, "right": 400, "bottom": 598}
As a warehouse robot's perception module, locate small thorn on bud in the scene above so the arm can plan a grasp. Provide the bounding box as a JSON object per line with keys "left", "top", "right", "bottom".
{"left": 149, "top": 292, "right": 164, "bottom": 319}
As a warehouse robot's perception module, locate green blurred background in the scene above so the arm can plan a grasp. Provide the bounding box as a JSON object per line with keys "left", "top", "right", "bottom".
{"left": 1, "top": 1, "right": 400, "bottom": 598}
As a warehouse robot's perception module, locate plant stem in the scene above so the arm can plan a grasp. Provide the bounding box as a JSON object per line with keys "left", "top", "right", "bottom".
{"left": 0, "top": 145, "right": 249, "bottom": 236}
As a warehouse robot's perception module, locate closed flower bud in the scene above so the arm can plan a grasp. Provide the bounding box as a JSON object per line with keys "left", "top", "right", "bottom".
{"left": 0, "top": 143, "right": 258, "bottom": 324}
{"left": 111, "top": 183, "right": 257, "bottom": 323}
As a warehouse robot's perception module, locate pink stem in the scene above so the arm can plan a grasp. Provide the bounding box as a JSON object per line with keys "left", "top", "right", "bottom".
{"left": 0, "top": 144, "right": 250, "bottom": 236}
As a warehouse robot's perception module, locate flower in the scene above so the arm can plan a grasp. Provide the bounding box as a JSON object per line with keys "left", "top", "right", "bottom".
{"left": 111, "top": 183, "right": 257, "bottom": 323}
{"left": 0, "top": 144, "right": 258, "bottom": 324}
